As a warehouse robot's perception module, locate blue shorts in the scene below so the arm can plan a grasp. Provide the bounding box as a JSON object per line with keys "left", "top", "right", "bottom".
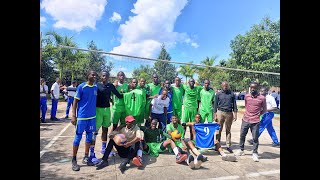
{"left": 76, "top": 118, "right": 96, "bottom": 134}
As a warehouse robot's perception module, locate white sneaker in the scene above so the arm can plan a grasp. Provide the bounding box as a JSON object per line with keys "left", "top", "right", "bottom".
{"left": 235, "top": 150, "right": 245, "bottom": 156}
{"left": 252, "top": 153, "right": 259, "bottom": 162}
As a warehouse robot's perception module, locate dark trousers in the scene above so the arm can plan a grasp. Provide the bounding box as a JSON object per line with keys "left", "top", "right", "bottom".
{"left": 239, "top": 120, "right": 260, "bottom": 153}
{"left": 151, "top": 113, "right": 166, "bottom": 133}
{"left": 102, "top": 139, "right": 140, "bottom": 162}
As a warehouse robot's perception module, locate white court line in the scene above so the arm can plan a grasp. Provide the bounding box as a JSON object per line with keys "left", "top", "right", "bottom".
{"left": 40, "top": 123, "right": 72, "bottom": 158}
{"left": 201, "top": 169, "right": 280, "bottom": 180}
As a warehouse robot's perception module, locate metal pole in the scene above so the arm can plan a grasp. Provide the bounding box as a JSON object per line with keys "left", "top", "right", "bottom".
{"left": 57, "top": 45, "right": 280, "bottom": 75}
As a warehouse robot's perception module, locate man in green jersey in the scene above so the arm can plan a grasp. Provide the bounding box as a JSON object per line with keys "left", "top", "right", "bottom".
{"left": 112, "top": 71, "right": 129, "bottom": 131}
{"left": 171, "top": 77, "right": 184, "bottom": 121}
{"left": 123, "top": 78, "right": 144, "bottom": 125}
{"left": 199, "top": 79, "right": 215, "bottom": 123}
{"left": 145, "top": 74, "right": 161, "bottom": 127}
{"left": 181, "top": 78, "right": 201, "bottom": 140}
{"left": 136, "top": 78, "right": 148, "bottom": 126}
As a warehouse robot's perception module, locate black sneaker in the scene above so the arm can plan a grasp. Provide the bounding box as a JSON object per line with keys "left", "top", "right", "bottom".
{"left": 118, "top": 161, "right": 128, "bottom": 174}
{"left": 95, "top": 160, "right": 108, "bottom": 170}
{"left": 82, "top": 156, "right": 94, "bottom": 166}
{"left": 272, "top": 142, "right": 280, "bottom": 147}
{"left": 65, "top": 116, "right": 69, "bottom": 119}
{"left": 72, "top": 160, "right": 80, "bottom": 171}
{"left": 226, "top": 147, "right": 234, "bottom": 153}
{"left": 247, "top": 139, "right": 254, "bottom": 145}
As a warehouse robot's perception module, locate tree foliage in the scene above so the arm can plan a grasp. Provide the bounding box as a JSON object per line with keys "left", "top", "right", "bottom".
{"left": 154, "top": 44, "right": 176, "bottom": 83}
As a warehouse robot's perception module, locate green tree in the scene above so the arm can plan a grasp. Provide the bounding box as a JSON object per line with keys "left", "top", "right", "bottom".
{"left": 87, "top": 41, "right": 114, "bottom": 74}
{"left": 154, "top": 44, "right": 176, "bottom": 83}
{"left": 179, "top": 62, "right": 195, "bottom": 84}
{"left": 196, "top": 56, "right": 219, "bottom": 84}
{"left": 132, "top": 65, "right": 154, "bottom": 83}
{"left": 230, "top": 17, "right": 280, "bottom": 73}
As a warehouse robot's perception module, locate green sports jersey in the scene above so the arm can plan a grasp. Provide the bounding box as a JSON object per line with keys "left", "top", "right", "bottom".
{"left": 171, "top": 84, "right": 185, "bottom": 109}
{"left": 123, "top": 89, "right": 144, "bottom": 116}
{"left": 147, "top": 83, "right": 161, "bottom": 96}
{"left": 166, "top": 123, "right": 185, "bottom": 139}
{"left": 200, "top": 88, "right": 215, "bottom": 112}
{"left": 182, "top": 85, "right": 201, "bottom": 109}
{"left": 136, "top": 85, "right": 147, "bottom": 106}
{"left": 140, "top": 126, "right": 162, "bottom": 143}
{"left": 112, "top": 83, "right": 129, "bottom": 112}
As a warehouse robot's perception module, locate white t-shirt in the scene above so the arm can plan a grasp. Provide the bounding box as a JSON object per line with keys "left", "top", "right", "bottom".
{"left": 266, "top": 94, "right": 277, "bottom": 110}
{"left": 151, "top": 96, "right": 170, "bottom": 114}
{"left": 40, "top": 85, "right": 48, "bottom": 97}
{"left": 51, "top": 82, "right": 60, "bottom": 99}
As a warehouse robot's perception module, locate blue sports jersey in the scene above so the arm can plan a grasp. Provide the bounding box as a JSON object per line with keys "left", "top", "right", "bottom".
{"left": 74, "top": 82, "right": 98, "bottom": 120}
{"left": 159, "top": 89, "right": 173, "bottom": 113}
{"left": 194, "top": 123, "right": 220, "bottom": 148}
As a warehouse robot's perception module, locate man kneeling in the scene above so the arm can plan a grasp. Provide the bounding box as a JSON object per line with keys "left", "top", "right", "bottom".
{"left": 96, "top": 115, "right": 143, "bottom": 173}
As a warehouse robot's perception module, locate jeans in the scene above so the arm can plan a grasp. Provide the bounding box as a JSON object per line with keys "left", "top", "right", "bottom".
{"left": 151, "top": 113, "right": 166, "bottom": 133}
{"left": 239, "top": 120, "right": 260, "bottom": 153}
{"left": 102, "top": 139, "right": 140, "bottom": 161}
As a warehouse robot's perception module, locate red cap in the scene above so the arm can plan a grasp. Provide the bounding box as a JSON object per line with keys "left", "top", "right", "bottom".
{"left": 125, "top": 115, "right": 135, "bottom": 123}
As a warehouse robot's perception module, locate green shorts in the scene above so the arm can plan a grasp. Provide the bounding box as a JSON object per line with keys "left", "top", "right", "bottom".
{"left": 173, "top": 108, "right": 182, "bottom": 121}
{"left": 96, "top": 107, "right": 111, "bottom": 130}
{"left": 112, "top": 109, "right": 126, "bottom": 125}
{"left": 199, "top": 110, "right": 214, "bottom": 123}
{"left": 143, "top": 142, "right": 166, "bottom": 157}
{"left": 182, "top": 108, "right": 197, "bottom": 123}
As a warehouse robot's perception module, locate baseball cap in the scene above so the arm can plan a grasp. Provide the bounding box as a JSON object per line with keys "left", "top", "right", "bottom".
{"left": 125, "top": 115, "right": 135, "bottom": 123}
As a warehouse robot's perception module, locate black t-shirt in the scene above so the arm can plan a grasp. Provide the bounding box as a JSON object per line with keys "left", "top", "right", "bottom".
{"left": 96, "top": 82, "right": 123, "bottom": 108}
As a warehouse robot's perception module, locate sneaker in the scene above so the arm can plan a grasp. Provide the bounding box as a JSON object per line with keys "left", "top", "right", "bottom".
{"left": 72, "top": 160, "right": 80, "bottom": 171}
{"left": 222, "top": 155, "right": 237, "bottom": 162}
{"left": 226, "top": 147, "right": 234, "bottom": 153}
{"left": 118, "top": 161, "right": 128, "bottom": 174}
{"left": 197, "top": 154, "right": 207, "bottom": 162}
{"left": 247, "top": 139, "right": 254, "bottom": 145}
{"left": 187, "top": 154, "right": 195, "bottom": 169}
{"left": 82, "top": 156, "right": 94, "bottom": 166}
{"left": 95, "top": 160, "right": 109, "bottom": 170}
{"left": 252, "top": 153, "right": 259, "bottom": 162}
{"left": 132, "top": 156, "right": 143, "bottom": 167}
{"left": 176, "top": 153, "right": 188, "bottom": 163}
{"left": 235, "top": 150, "right": 245, "bottom": 156}
{"left": 272, "top": 142, "right": 280, "bottom": 147}
{"left": 90, "top": 156, "right": 101, "bottom": 165}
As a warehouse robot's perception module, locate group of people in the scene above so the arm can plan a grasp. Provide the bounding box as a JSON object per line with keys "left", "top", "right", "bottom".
{"left": 40, "top": 70, "right": 280, "bottom": 173}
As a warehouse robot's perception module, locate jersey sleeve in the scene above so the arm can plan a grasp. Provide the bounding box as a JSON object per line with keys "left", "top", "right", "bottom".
{"left": 74, "top": 84, "right": 83, "bottom": 100}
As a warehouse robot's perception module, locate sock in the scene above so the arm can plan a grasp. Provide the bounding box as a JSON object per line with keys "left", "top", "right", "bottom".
{"left": 220, "top": 151, "right": 226, "bottom": 157}
{"left": 192, "top": 148, "right": 201, "bottom": 156}
{"left": 90, "top": 146, "right": 95, "bottom": 157}
{"left": 137, "top": 149, "right": 143, "bottom": 157}
{"left": 102, "top": 142, "right": 107, "bottom": 149}
{"left": 173, "top": 147, "right": 179, "bottom": 156}
{"left": 72, "top": 156, "right": 77, "bottom": 161}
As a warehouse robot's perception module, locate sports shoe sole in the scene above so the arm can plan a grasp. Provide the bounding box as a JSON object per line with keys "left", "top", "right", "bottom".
{"left": 132, "top": 157, "right": 143, "bottom": 167}
{"left": 194, "top": 156, "right": 204, "bottom": 169}
{"left": 222, "top": 155, "right": 237, "bottom": 162}
{"left": 176, "top": 154, "right": 188, "bottom": 164}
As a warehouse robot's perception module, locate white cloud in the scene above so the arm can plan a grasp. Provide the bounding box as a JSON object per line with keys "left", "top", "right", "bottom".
{"left": 109, "top": 12, "right": 121, "bottom": 23}
{"left": 191, "top": 42, "right": 199, "bottom": 48}
{"left": 40, "top": 16, "right": 46, "bottom": 26}
{"left": 40, "top": 0, "right": 107, "bottom": 32}
{"left": 110, "top": 0, "right": 198, "bottom": 58}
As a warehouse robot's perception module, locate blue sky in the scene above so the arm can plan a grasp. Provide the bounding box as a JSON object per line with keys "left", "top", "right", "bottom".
{"left": 40, "top": 0, "right": 279, "bottom": 78}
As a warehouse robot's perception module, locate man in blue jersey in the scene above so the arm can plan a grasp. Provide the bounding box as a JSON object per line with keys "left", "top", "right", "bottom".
{"left": 71, "top": 70, "right": 98, "bottom": 171}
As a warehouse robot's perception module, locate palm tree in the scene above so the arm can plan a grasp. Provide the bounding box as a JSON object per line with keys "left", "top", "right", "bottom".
{"left": 179, "top": 62, "right": 195, "bottom": 83}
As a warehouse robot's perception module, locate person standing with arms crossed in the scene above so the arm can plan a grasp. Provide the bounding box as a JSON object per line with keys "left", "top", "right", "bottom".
{"left": 171, "top": 77, "right": 184, "bottom": 121}
{"left": 70, "top": 70, "right": 98, "bottom": 171}
{"left": 40, "top": 78, "right": 48, "bottom": 123}
{"left": 235, "top": 82, "right": 267, "bottom": 162}
{"left": 65, "top": 81, "right": 77, "bottom": 119}
{"left": 213, "top": 81, "right": 237, "bottom": 153}
{"left": 199, "top": 79, "right": 215, "bottom": 123}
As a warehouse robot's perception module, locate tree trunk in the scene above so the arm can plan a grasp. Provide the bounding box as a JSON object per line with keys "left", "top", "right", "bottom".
{"left": 71, "top": 71, "right": 74, "bottom": 81}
